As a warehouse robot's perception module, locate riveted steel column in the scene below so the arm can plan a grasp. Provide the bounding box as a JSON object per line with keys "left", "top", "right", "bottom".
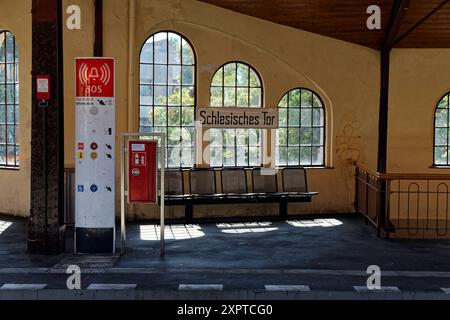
{"left": 28, "top": 0, "right": 65, "bottom": 254}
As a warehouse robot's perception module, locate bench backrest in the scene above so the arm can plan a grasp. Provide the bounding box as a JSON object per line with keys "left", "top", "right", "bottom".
{"left": 221, "top": 168, "right": 248, "bottom": 193}
{"left": 282, "top": 167, "right": 308, "bottom": 192}
{"left": 159, "top": 169, "right": 184, "bottom": 195}
{"left": 189, "top": 168, "right": 216, "bottom": 195}
{"left": 252, "top": 168, "right": 277, "bottom": 193}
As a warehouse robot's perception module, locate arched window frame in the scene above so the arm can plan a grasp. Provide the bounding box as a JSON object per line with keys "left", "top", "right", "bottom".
{"left": 275, "top": 87, "right": 326, "bottom": 167}
{"left": 434, "top": 92, "right": 450, "bottom": 166}
{"left": 0, "top": 30, "right": 19, "bottom": 169}
{"left": 138, "top": 30, "right": 197, "bottom": 168}
{"left": 209, "top": 61, "right": 264, "bottom": 168}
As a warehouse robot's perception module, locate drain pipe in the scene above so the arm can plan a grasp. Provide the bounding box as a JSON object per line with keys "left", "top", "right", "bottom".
{"left": 128, "top": 0, "right": 136, "bottom": 132}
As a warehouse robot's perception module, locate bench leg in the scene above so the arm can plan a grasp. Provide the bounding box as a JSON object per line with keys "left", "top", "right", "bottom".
{"left": 185, "top": 203, "right": 193, "bottom": 223}
{"left": 279, "top": 200, "right": 288, "bottom": 219}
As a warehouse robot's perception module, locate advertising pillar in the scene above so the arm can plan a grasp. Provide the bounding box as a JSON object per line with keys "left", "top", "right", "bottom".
{"left": 75, "top": 58, "right": 115, "bottom": 254}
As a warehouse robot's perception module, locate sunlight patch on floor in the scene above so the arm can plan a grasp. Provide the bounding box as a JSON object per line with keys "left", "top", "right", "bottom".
{"left": 287, "top": 219, "right": 343, "bottom": 228}
{"left": 139, "top": 224, "right": 204, "bottom": 240}
{"left": 216, "top": 222, "right": 278, "bottom": 234}
{"left": 0, "top": 220, "right": 12, "bottom": 235}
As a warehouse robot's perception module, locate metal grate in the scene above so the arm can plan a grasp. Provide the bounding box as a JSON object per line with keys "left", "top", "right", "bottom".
{"left": 48, "top": 255, "right": 119, "bottom": 274}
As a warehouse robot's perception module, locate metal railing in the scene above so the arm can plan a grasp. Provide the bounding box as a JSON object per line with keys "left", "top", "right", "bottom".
{"left": 355, "top": 166, "right": 450, "bottom": 238}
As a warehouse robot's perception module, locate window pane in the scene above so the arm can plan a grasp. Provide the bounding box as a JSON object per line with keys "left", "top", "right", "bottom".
{"left": 168, "top": 65, "right": 181, "bottom": 85}
{"left": 141, "top": 40, "right": 153, "bottom": 63}
{"left": 154, "top": 33, "right": 167, "bottom": 64}
{"left": 435, "top": 147, "right": 448, "bottom": 165}
{"left": 0, "top": 125, "right": 5, "bottom": 143}
{"left": 278, "top": 128, "right": 287, "bottom": 146}
{"left": 288, "top": 108, "right": 300, "bottom": 126}
{"left": 236, "top": 88, "right": 249, "bottom": 107}
{"left": 0, "top": 85, "right": 5, "bottom": 102}
{"left": 211, "top": 68, "right": 223, "bottom": 86}
{"left": 313, "top": 108, "right": 324, "bottom": 126}
{"left": 140, "top": 85, "right": 153, "bottom": 105}
{"left": 312, "top": 147, "right": 324, "bottom": 165}
{"left": 300, "top": 128, "right": 313, "bottom": 145}
{"left": 168, "top": 86, "right": 181, "bottom": 106}
{"left": 288, "top": 128, "right": 300, "bottom": 146}
{"left": 313, "top": 128, "right": 323, "bottom": 146}
{"left": 168, "top": 107, "right": 181, "bottom": 126}
{"left": 438, "top": 95, "right": 449, "bottom": 109}
{"left": 436, "top": 108, "right": 448, "bottom": 127}
{"left": 301, "top": 108, "right": 312, "bottom": 126}
{"left": 249, "top": 69, "right": 260, "bottom": 87}
{"left": 182, "top": 86, "right": 195, "bottom": 106}
{"left": 153, "top": 107, "right": 166, "bottom": 126}
{"left": 181, "top": 127, "right": 194, "bottom": 145}
{"left": 224, "top": 87, "right": 235, "bottom": 106}
{"left": 154, "top": 86, "right": 167, "bottom": 105}
{"left": 288, "top": 147, "right": 299, "bottom": 165}
{"left": 182, "top": 39, "right": 194, "bottom": 65}
{"left": 0, "top": 145, "right": 5, "bottom": 165}
{"left": 289, "top": 89, "right": 300, "bottom": 107}
{"left": 210, "top": 87, "right": 222, "bottom": 107}
{"left": 139, "top": 106, "right": 152, "bottom": 127}
{"left": 435, "top": 128, "right": 447, "bottom": 145}
{"left": 168, "top": 33, "right": 181, "bottom": 64}
{"left": 300, "top": 147, "right": 312, "bottom": 166}
{"left": 277, "top": 147, "right": 287, "bottom": 166}
{"left": 279, "top": 109, "right": 287, "bottom": 126}
{"left": 249, "top": 88, "right": 261, "bottom": 107}
{"left": 0, "top": 65, "right": 4, "bottom": 81}
{"left": 223, "top": 63, "right": 236, "bottom": 86}
{"left": 182, "top": 66, "right": 194, "bottom": 85}
{"left": 0, "top": 33, "right": 5, "bottom": 63}
{"left": 154, "top": 65, "right": 167, "bottom": 85}
{"left": 236, "top": 64, "right": 249, "bottom": 86}
{"left": 182, "top": 107, "right": 194, "bottom": 126}
{"left": 301, "top": 89, "right": 313, "bottom": 107}
{"left": 140, "top": 64, "right": 153, "bottom": 84}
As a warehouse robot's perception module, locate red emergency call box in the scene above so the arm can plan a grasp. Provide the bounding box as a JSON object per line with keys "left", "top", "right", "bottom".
{"left": 128, "top": 140, "right": 158, "bottom": 203}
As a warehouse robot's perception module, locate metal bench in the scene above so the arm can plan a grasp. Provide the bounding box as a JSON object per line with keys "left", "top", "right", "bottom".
{"left": 162, "top": 167, "right": 318, "bottom": 221}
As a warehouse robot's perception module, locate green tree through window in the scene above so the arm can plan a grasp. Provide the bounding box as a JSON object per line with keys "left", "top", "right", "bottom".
{"left": 0, "top": 31, "right": 19, "bottom": 168}
{"left": 209, "top": 62, "right": 263, "bottom": 167}
{"left": 139, "top": 31, "right": 196, "bottom": 168}
{"left": 276, "top": 88, "right": 325, "bottom": 167}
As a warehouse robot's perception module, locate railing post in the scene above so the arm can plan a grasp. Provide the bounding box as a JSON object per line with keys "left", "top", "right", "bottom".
{"left": 354, "top": 167, "right": 359, "bottom": 213}
{"left": 378, "top": 178, "right": 387, "bottom": 237}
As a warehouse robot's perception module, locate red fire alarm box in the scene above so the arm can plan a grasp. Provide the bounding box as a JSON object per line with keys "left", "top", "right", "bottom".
{"left": 36, "top": 75, "right": 51, "bottom": 101}
{"left": 128, "top": 140, "right": 158, "bottom": 203}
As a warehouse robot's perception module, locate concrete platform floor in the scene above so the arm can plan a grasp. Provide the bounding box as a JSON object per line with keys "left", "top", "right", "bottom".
{"left": 2, "top": 213, "right": 450, "bottom": 299}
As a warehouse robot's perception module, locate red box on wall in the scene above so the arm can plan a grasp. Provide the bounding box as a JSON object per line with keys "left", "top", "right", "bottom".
{"left": 128, "top": 140, "right": 158, "bottom": 203}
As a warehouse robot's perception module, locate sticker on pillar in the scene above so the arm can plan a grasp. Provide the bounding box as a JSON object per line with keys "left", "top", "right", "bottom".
{"left": 90, "top": 142, "right": 98, "bottom": 150}
{"left": 77, "top": 185, "right": 84, "bottom": 192}
{"left": 131, "top": 168, "right": 140, "bottom": 177}
{"left": 90, "top": 185, "right": 98, "bottom": 193}
{"left": 91, "top": 152, "right": 98, "bottom": 160}
{"left": 78, "top": 143, "right": 84, "bottom": 150}
{"left": 78, "top": 152, "right": 84, "bottom": 160}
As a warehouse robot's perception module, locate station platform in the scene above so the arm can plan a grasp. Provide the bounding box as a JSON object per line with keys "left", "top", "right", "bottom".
{"left": 2, "top": 213, "right": 450, "bottom": 300}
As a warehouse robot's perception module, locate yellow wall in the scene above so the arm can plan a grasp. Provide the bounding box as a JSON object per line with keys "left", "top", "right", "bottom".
{"left": 0, "top": 0, "right": 382, "bottom": 218}
{"left": 0, "top": 0, "right": 31, "bottom": 217}
{"left": 389, "top": 49, "right": 450, "bottom": 173}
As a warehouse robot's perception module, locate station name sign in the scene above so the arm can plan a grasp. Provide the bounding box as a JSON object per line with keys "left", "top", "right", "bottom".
{"left": 197, "top": 107, "right": 278, "bottom": 129}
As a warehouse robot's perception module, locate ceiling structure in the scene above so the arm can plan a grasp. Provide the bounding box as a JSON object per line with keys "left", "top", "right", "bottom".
{"left": 197, "top": 0, "right": 450, "bottom": 49}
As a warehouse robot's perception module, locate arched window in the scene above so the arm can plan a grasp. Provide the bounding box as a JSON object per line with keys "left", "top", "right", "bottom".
{"left": 139, "top": 31, "right": 196, "bottom": 168}
{"left": 0, "top": 31, "right": 19, "bottom": 168}
{"left": 276, "top": 88, "right": 325, "bottom": 167}
{"left": 209, "top": 62, "right": 263, "bottom": 167}
{"left": 434, "top": 93, "right": 450, "bottom": 166}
